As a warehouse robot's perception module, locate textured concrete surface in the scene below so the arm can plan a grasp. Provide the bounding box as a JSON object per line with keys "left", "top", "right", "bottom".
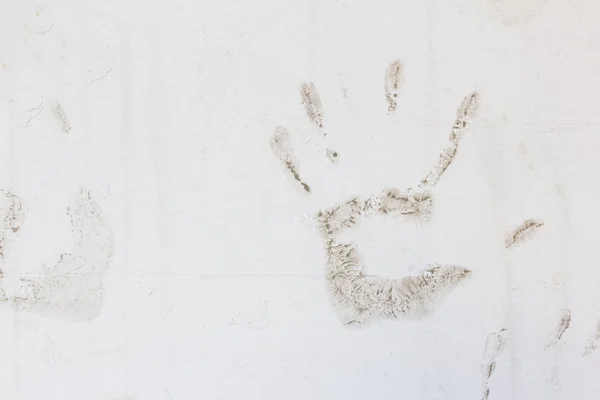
{"left": 0, "top": 0, "right": 599, "bottom": 399}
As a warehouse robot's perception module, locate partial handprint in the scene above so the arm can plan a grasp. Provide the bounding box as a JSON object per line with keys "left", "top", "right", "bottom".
{"left": 271, "top": 63, "right": 478, "bottom": 325}
{"left": 0, "top": 189, "right": 114, "bottom": 321}
{"left": 0, "top": 190, "right": 25, "bottom": 301}
{"left": 315, "top": 107, "right": 475, "bottom": 324}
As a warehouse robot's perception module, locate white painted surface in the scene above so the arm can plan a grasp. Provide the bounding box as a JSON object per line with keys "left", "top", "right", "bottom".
{"left": 0, "top": 0, "right": 599, "bottom": 399}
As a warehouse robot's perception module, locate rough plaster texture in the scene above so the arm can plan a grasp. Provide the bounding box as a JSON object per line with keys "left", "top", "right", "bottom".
{"left": 0, "top": 0, "right": 599, "bottom": 399}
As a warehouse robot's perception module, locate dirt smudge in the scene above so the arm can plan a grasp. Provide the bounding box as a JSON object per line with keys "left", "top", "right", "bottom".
{"left": 505, "top": 218, "right": 544, "bottom": 248}
{"left": 0, "top": 191, "right": 25, "bottom": 302}
{"left": 583, "top": 319, "right": 600, "bottom": 357}
{"left": 298, "top": 81, "right": 340, "bottom": 163}
{"left": 481, "top": 328, "right": 508, "bottom": 399}
{"left": 384, "top": 60, "right": 403, "bottom": 113}
{"left": 326, "top": 148, "right": 339, "bottom": 164}
{"left": 12, "top": 189, "right": 115, "bottom": 321}
{"left": 19, "top": 97, "right": 46, "bottom": 128}
{"left": 317, "top": 190, "right": 468, "bottom": 325}
{"left": 269, "top": 126, "right": 311, "bottom": 193}
{"left": 419, "top": 92, "right": 478, "bottom": 188}
{"left": 547, "top": 309, "right": 571, "bottom": 348}
{"left": 372, "top": 188, "right": 432, "bottom": 218}
{"left": 48, "top": 99, "right": 71, "bottom": 134}
{"left": 300, "top": 82, "right": 324, "bottom": 130}
{"left": 323, "top": 240, "right": 470, "bottom": 324}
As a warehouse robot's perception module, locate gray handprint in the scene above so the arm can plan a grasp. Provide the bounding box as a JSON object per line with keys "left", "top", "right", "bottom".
{"left": 0, "top": 189, "right": 114, "bottom": 321}
{"left": 271, "top": 65, "right": 478, "bottom": 325}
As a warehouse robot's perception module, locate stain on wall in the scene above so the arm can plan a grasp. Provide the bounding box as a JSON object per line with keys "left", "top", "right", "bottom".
{"left": 583, "top": 319, "right": 600, "bottom": 357}
{"left": 384, "top": 60, "right": 403, "bottom": 113}
{"left": 317, "top": 190, "right": 468, "bottom": 325}
{"left": 505, "top": 218, "right": 544, "bottom": 248}
{"left": 12, "top": 189, "right": 115, "bottom": 321}
{"left": 300, "top": 82, "right": 324, "bottom": 130}
{"left": 269, "top": 126, "right": 311, "bottom": 193}
{"left": 324, "top": 239, "right": 470, "bottom": 324}
{"left": 546, "top": 309, "right": 571, "bottom": 348}
{"left": 0, "top": 191, "right": 25, "bottom": 302}
{"left": 481, "top": 328, "right": 508, "bottom": 399}
{"left": 298, "top": 82, "right": 339, "bottom": 163}
{"left": 47, "top": 99, "right": 72, "bottom": 134}
{"left": 419, "top": 92, "right": 478, "bottom": 188}
{"left": 278, "top": 83, "right": 483, "bottom": 325}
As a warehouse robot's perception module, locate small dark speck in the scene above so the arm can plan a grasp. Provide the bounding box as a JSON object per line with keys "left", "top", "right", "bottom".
{"left": 332, "top": 152, "right": 338, "bottom": 157}
{"left": 393, "top": 94, "right": 397, "bottom": 97}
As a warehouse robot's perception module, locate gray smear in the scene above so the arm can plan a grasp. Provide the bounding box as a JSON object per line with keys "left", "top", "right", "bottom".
{"left": 505, "top": 218, "right": 544, "bottom": 248}
{"left": 481, "top": 328, "right": 508, "bottom": 398}
{"left": 317, "top": 190, "right": 467, "bottom": 325}
{"left": 482, "top": 387, "right": 490, "bottom": 400}
{"left": 370, "top": 188, "right": 432, "bottom": 220}
{"left": 324, "top": 240, "right": 470, "bottom": 324}
{"left": 318, "top": 189, "right": 432, "bottom": 238}
{"left": 299, "top": 81, "right": 339, "bottom": 164}
{"left": 12, "top": 189, "right": 115, "bottom": 321}
{"left": 547, "top": 309, "right": 571, "bottom": 348}
{"left": 317, "top": 198, "right": 363, "bottom": 239}
{"left": 0, "top": 190, "right": 25, "bottom": 249}
{"left": 583, "top": 319, "right": 600, "bottom": 357}
{"left": 384, "top": 60, "right": 403, "bottom": 113}
{"left": 0, "top": 190, "right": 25, "bottom": 301}
{"left": 269, "top": 126, "right": 311, "bottom": 193}
{"left": 48, "top": 99, "right": 72, "bottom": 134}
{"left": 325, "top": 148, "right": 339, "bottom": 164}
{"left": 419, "top": 92, "right": 478, "bottom": 188}
{"left": 300, "top": 82, "right": 324, "bottom": 129}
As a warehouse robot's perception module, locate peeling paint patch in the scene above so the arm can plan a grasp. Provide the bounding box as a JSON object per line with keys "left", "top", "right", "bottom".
{"left": 419, "top": 92, "right": 478, "bottom": 188}
{"left": 12, "top": 189, "right": 115, "bottom": 321}
{"left": 505, "top": 218, "right": 544, "bottom": 248}
{"left": 270, "top": 126, "right": 311, "bottom": 193}
{"left": 384, "top": 60, "right": 403, "bottom": 113}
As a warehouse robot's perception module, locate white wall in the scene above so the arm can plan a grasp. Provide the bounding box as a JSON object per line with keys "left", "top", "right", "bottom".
{"left": 0, "top": 0, "right": 599, "bottom": 399}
